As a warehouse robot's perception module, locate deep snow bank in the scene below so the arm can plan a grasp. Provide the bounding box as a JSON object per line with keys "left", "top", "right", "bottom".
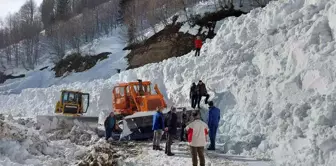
{"left": 1, "top": 0, "right": 336, "bottom": 165}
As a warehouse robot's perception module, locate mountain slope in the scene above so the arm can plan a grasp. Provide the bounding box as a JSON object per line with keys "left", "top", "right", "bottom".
{"left": 1, "top": 0, "right": 336, "bottom": 165}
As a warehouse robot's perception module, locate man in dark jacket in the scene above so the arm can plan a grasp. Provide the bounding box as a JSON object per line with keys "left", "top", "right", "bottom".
{"left": 197, "top": 80, "right": 210, "bottom": 108}
{"left": 104, "top": 112, "right": 117, "bottom": 141}
{"left": 165, "top": 107, "right": 177, "bottom": 156}
{"left": 207, "top": 101, "right": 221, "bottom": 150}
{"left": 190, "top": 83, "right": 198, "bottom": 109}
{"left": 152, "top": 107, "right": 165, "bottom": 150}
{"left": 180, "top": 108, "right": 188, "bottom": 141}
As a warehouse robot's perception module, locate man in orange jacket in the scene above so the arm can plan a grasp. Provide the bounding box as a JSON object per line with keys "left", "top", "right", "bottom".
{"left": 194, "top": 36, "right": 203, "bottom": 57}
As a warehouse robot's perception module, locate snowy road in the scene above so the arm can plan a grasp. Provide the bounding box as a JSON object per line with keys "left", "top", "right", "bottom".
{"left": 122, "top": 142, "right": 273, "bottom": 166}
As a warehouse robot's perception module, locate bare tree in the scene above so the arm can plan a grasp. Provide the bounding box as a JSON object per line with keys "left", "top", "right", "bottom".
{"left": 48, "top": 23, "right": 66, "bottom": 62}
{"left": 19, "top": 0, "right": 42, "bottom": 69}
{"left": 66, "top": 19, "right": 83, "bottom": 53}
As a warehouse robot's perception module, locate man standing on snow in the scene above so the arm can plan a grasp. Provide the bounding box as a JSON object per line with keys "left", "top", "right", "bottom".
{"left": 104, "top": 112, "right": 117, "bottom": 141}
{"left": 207, "top": 101, "right": 220, "bottom": 150}
{"left": 180, "top": 108, "right": 188, "bottom": 142}
{"left": 186, "top": 111, "right": 209, "bottom": 166}
{"left": 197, "top": 80, "right": 210, "bottom": 108}
{"left": 190, "top": 82, "right": 198, "bottom": 109}
{"left": 194, "top": 36, "right": 203, "bottom": 57}
{"left": 152, "top": 107, "right": 165, "bottom": 150}
{"left": 165, "top": 107, "right": 178, "bottom": 156}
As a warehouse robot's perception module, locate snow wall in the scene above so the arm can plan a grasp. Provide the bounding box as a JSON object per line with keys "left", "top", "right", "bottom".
{"left": 2, "top": 0, "right": 336, "bottom": 165}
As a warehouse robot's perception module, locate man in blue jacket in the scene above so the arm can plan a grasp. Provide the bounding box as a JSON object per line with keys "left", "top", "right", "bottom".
{"left": 152, "top": 107, "right": 165, "bottom": 150}
{"left": 207, "top": 101, "right": 220, "bottom": 150}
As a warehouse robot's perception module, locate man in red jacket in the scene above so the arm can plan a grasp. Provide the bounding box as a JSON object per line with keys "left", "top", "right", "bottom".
{"left": 194, "top": 36, "right": 203, "bottom": 57}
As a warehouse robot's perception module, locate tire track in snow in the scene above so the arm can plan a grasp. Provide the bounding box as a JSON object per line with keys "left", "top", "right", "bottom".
{"left": 205, "top": 151, "right": 273, "bottom": 166}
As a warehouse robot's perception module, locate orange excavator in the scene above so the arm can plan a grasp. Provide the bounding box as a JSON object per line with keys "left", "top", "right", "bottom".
{"left": 111, "top": 79, "right": 192, "bottom": 140}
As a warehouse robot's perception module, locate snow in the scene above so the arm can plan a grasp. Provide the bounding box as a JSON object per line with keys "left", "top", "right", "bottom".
{"left": 0, "top": 29, "right": 128, "bottom": 94}
{"left": 2, "top": 0, "right": 336, "bottom": 166}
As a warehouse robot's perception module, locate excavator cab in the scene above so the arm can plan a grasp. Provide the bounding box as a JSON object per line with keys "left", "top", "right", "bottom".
{"left": 55, "top": 90, "right": 90, "bottom": 115}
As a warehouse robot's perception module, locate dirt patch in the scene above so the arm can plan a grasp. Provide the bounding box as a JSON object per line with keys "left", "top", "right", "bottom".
{"left": 53, "top": 52, "right": 111, "bottom": 77}
{"left": 125, "top": 8, "right": 246, "bottom": 69}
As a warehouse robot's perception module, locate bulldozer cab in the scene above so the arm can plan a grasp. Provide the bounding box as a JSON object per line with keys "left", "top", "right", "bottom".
{"left": 113, "top": 80, "right": 167, "bottom": 116}
{"left": 55, "top": 90, "right": 90, "bottom": 115}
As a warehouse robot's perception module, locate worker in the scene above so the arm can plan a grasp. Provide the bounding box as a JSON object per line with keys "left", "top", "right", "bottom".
{"left": 152, "top": 107, "right": 165, "bottom": 150}
{"left": 180, "top": 108, "right": 188, "bottom": 141}
{"left": 185, "top": 111, "right": 209, "bottom": 166}
{"left": 165, "top": 107, "right": 177, "bottom": 156}
{"left": 207, "top": 101, "right": 221, "bottom": 150}
{"left": 197, "top": 80, "right": 210, "bottom": 108}
{"left": 138, "top": 79, "right": 145, "bottom": 96}
{"left": 190, "top": 82, "right": 198, "bottom": 109}
{"left": 194, "top": 36, "right": 203, "bottom": 57}
{"left": 104, "top": 112, "right": 117, "bottom": 141}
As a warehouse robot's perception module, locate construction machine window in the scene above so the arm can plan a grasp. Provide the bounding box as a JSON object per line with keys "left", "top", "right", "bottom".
{"left": 116, "top": 87, "right": 125, "bottom": 97}
{"left": 82, "top": 93, "right": 90, "bottom": 113}
{"left": 62, "top": 91, "right": 79, "bottom": 103}
{"left": 63, "top": 92, "right": 69, "bottom": 102}
{"left": 135, "top": 84, "right": 151, "bottom": 95}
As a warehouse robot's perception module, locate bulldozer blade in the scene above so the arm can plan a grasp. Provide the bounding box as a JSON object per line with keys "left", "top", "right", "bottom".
{"left": 36, "top": 115, "right": 99, "bottom": 132}
{"left": 119, "top": 107, "right": 196, "bottom": 140}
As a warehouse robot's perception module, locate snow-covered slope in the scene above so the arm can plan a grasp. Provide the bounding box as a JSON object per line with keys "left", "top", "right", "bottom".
{"left": 0, "top": 30, "right": 128, "bottom": 94}
{"left": 2, "top": 0, "right": 336, "bottom": 165}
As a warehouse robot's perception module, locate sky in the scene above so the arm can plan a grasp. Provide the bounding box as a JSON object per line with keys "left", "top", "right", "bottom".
{"left": 0, "top": 0, "right": 43, "bottom": 20}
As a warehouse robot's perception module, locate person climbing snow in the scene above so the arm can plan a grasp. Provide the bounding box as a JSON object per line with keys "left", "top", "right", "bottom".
{"left": 165, "top": 107, "right": 178, "bottom": 156}
{"left": 194, "top": 36, "right": 203, "bottom": 57}
{"left": 190, "top": 82, "right": 198, "bottom": 109}
{"left": 152, "top": 107, "right": 165, "bottom": 150}
{"left": 207, "top": 101, "right": 221, "bottom": 150}
{"left": 197, "top": 80, "right": 210, "bottom": 108}
{"left": 186, "top": 111, "right": 209, "bottom": 166}
{"left": 104, "top": 112, "right": 117, "bottom": 141}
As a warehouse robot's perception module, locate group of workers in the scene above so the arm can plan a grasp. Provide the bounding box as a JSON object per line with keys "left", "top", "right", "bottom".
{"left": 190, "top": 80, "right": 210, "bottom": 109}
{"left": 152, "top": 101, "right": 221, "bottom": 166}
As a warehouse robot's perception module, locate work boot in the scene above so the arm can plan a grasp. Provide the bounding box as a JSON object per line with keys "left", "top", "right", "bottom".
{"left": 157, "top": 146, "right": 163, "bottom": 151}
{"left": 167, "top": 152, "right": 175, "bottom": 156}
{"left": 153, "top": 145, "right": 156, "bottom": 150}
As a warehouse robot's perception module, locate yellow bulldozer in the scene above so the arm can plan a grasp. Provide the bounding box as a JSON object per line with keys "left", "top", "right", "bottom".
{"left": 36, "top": 90, "right": 99, "bottom": 131}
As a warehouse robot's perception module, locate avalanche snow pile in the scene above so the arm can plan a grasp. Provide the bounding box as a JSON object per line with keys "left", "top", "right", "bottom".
{"left": 2, "top": 0, "right": 336, "bottom": 165}
{"left": 0, "top": 115, "right": 139, "bottom": 166}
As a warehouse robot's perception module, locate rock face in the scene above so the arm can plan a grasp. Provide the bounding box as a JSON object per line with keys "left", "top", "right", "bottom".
{"left": 0, "top": 72, "right": 5, "bottom": 84}
{"left": 53, "top": 52, "right": 111, "bottom": 77}
{"left": 125, "top": 22, "right": 195, "bottom": 69}
{"left": 124, "top": 8, "right": 245, "bottom": 69}
{"left": 0, "top": 71, "right": 25, "bottom": 84}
